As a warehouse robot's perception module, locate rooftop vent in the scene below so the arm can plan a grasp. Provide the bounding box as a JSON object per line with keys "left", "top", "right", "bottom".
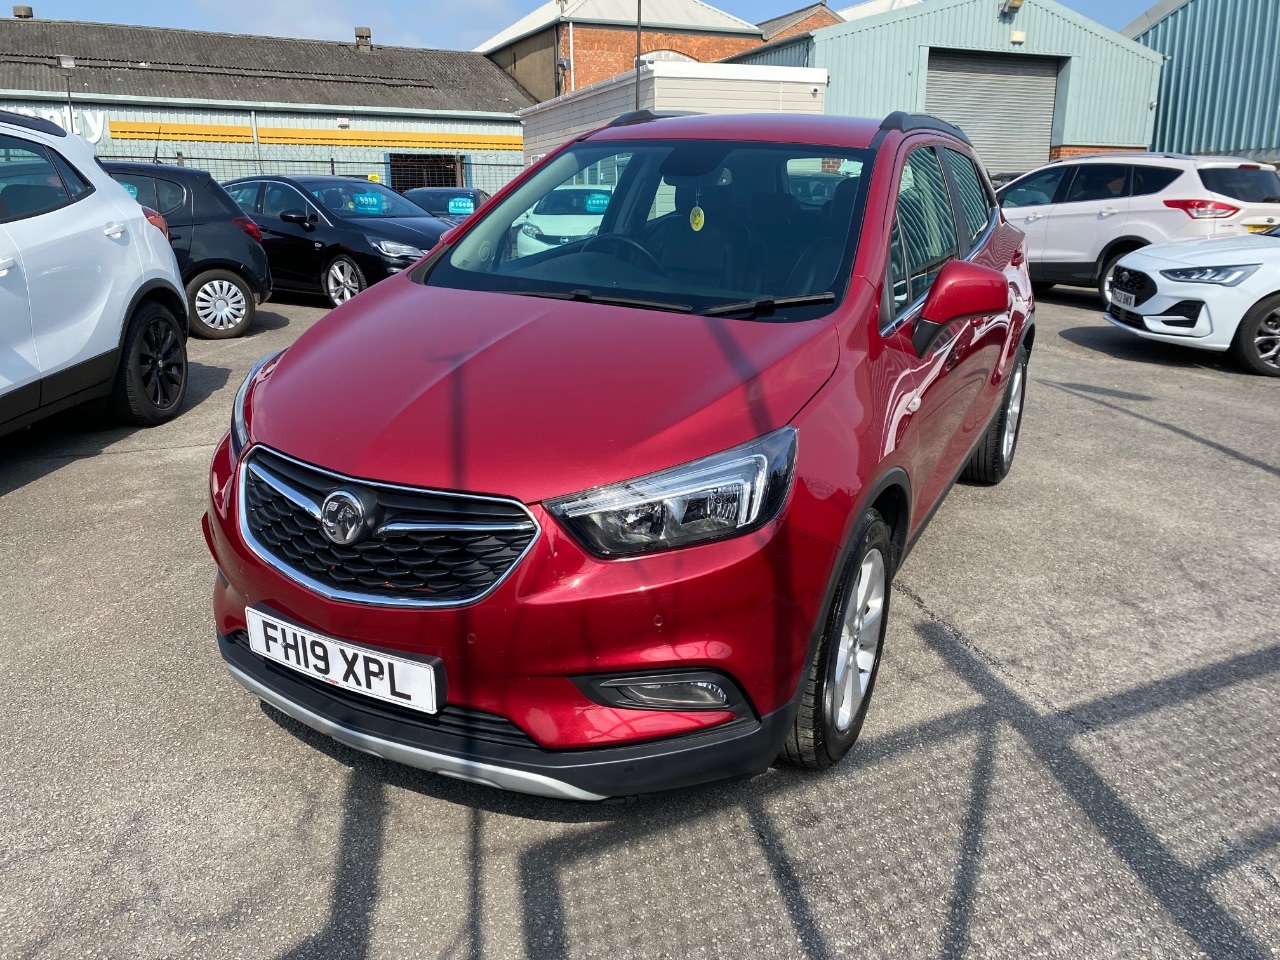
{"left": 355, "top": 25, "right": 372, "bottom": 52}
{"left": 12, "top": 5, "right": 34, "bottom": 18}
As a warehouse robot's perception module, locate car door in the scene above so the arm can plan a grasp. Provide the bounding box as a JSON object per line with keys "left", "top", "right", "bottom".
{"left": 154, "top": 175, "right": 192, "bottom": 278}
{"left": 0, "top": 221, "right": 39, "bottom": 426}
{"left": 259, "top": 182, "right": 325, "bottom": 289}
{"left": 0, "top": 132, "right": 137, "bottom": 395}
{"left": 1039, "top": 163, "right": 1131, "bottom": 277}
{"left": 997, "top": 165, "right": 1069, "bottom": 271}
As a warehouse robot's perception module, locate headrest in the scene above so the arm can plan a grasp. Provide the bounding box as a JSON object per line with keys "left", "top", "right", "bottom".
{"left": 749, "top": 193, "right": 799, "bottom": 227}
{"left": 826, "top": 177, "right": 860, "bottom": 226}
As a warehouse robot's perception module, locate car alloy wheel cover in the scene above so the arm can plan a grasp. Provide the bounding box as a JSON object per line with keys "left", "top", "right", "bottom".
{"left": 1255, "top": 309, "right": 1280, "bottom": 370}
{"left": 194, "top": 278, "right": 247, "bottom": 329}
{"left": 327, "top": 261, "right": 360, "bottom": 303}
{"left": 139, "top": 318, "right": 184, "bottom": 410}
{"left": 1003, "top": 362, "right": 1025, "bottom": 461}
{"left": 830, "top": 547, "right": 885, "bottom": 733}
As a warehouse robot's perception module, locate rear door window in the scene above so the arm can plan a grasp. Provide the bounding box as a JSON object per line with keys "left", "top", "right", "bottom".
{"left": 1197, "top": 166, "right": 1280, "bottom": 202}
{"left": 111, "top": 172, "right": 159, "bottom": 209}
{"left": 898, "top": 147, "right": 959, "bottom": 302}
{"left": 155, "top": 178, "right": 186, "bottom": 216}
{"left": 1062, "top": 164, "right": 1129, "bottom": 203}
{"left": 943, "top": 148, "right": 994, "bottom": 244}
{"left": 1131, "top": 166, "right": 1182, "bottom": 196}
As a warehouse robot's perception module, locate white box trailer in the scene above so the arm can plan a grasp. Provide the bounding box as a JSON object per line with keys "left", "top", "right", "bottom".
{"left": 519, "top": 61, "right": 829, "bottom": 168}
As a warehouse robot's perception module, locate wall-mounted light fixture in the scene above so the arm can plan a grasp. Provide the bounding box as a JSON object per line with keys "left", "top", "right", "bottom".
{"left": 1001, "top": 0, "right": 1024, "bottom": 12}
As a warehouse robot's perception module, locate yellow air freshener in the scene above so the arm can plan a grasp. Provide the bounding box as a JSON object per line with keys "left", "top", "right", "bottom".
{"left": 689, "top": 206, "right": 705, "bottom": 232}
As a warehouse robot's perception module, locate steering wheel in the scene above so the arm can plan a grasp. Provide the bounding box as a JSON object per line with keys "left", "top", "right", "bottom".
{"left": 581, "top": 234, "right": 667, "bottom": 276}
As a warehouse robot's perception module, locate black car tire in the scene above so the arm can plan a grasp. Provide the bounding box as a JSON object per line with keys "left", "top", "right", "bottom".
{"left": 111, "top": 300, "right": 188, "bottom": 426}
{"left": 1098, "top": 248, "right": 1140, "bottom": 304}
{"left": 1229, "top": 294, "right": 1280, "bottom": 377}
{"left": 963, "top": 346, "right": 1028, "bottom": 484}
{"left": 1031, "top": 281, "right": 1055, "bottom": 297}
{"left": 324, "top": 255, "right": 367, "bottom": 308}
{"left": 782, "top": 509, "right": 892, "bottom": 770}
{"left": 186, "top": 269, "right": 256, "bottom": 340}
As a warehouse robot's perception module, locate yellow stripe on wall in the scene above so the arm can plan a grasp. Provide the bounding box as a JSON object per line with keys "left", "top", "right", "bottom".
{"left": 108, "top": 122, "right": 522, "bottom": 151}
{"left": 109, "top": 122, "right": 254, "bottom": 143}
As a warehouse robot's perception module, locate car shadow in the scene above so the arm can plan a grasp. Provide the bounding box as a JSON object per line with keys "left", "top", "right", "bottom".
{"left": 1057, "top": 323, "right": 1248, "bottom": 375}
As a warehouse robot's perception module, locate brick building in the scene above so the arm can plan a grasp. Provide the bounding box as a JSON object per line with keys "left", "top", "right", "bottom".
{"left": 758, "top": 3, "right": 844, "bottom": 43}
{"left": 476, "top": 0, "right": 764, "bottom": 102}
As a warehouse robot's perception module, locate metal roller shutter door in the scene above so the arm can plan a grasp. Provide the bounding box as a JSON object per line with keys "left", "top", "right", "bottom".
{"left": 925, "top": 50, "right": 1059, "bottom": 175}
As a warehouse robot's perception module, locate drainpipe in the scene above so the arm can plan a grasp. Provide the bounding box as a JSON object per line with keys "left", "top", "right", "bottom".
{"left": 568, "top": 21, "right": 575, "bottom": 91}
{"left": 250, "top": 109, "right": 263, "bottom": 174}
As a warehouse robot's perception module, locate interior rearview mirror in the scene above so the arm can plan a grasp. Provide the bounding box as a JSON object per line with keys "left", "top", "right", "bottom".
{"left": 912, "top": 260, "right": 1010, "bottom": 357}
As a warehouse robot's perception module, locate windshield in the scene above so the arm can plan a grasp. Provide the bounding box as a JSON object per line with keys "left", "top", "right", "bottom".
{"left": 302, "top": 180, "right": 432, "bottom": 219}
{"left": 416, "top": 139, "right": 875, "bottom": 318}
{"left": 1198, "top": 166, "right": 1280, "bottom": 203}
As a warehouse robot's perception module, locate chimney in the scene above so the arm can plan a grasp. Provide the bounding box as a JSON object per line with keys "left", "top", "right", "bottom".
{"left": 354, "top": 26, "right": 372, "bottom": 52}
{"left": 12, "top": 6, "right": 34, "bottom": 18}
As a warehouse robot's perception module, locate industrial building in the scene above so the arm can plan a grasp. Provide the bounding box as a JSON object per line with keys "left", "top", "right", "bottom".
{"left": 0, "top": 12, "right": 534, "bottom": 192}
{"left": 1123, "top": 0, "right": 1280, "bottom": 160}
{"left": 729, "top": 0, "right": 1166, "bottom": 174}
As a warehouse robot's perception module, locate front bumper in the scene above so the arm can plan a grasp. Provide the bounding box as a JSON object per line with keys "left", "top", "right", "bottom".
{"left": 1104, "top": 259, "right": 1252, "bottom": 351}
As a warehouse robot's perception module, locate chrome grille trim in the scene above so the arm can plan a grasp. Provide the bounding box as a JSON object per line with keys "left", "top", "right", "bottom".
{"left": 237, "top": 446, "right": 541, "bottom": 608}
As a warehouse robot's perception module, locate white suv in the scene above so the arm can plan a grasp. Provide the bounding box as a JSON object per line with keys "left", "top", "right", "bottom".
{"left": 1, "top": 110, "right": 188, "bottom": 438}
{"left": 997, "top": 154, "right": 1280, "bottom": 302}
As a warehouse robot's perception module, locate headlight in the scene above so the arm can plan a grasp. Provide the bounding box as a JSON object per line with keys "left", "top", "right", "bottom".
{"left": 521, "top": 223, "right": 543, "bottom": 238}
{"left": 231, "top": 351, "right": 283, "bottom": 460}
{"left": 371, "top": 238, "right": 424, "bottom": 259}
{"left": 1159, "top": 264, "right": 1260, "bottom": 286}
{"left": 546, "top": 427, "right": 797, "bottom": 557}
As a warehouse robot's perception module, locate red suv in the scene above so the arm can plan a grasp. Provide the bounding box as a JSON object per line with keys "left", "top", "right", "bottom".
{"left": 205, "top": 112, "right": 1033, "bottom": 800}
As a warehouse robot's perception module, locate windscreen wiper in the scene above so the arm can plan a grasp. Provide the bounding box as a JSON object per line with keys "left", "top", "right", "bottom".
{"left": 701, "top": 292, "right": 836, "bottom": 318}
{"left": 504, "top": 289, "right": 692, "bottom": 313}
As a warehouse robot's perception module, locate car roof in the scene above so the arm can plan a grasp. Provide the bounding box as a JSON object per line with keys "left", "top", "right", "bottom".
{"left": 0, "top": 109, "right": 67, "bottom": 139}
{"left": 100, "top": 160, "right": 211, "bottom": 180}
{"left": 1045, "top": 152, "right": 1274, "bottom": 168}
{"left": 584, "top": 113, "right": 885, "bottom": 150}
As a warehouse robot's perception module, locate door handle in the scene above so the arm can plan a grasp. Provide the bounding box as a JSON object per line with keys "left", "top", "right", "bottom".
{"left": 103, "top": 222, "right": 127, "bottom": 238}
{"left": 1099, "top": 207, "right": 1119, "bottom": 218}
{"left": 1025, "top": 213, "right": 1045, "bottom": 222}
{"left": 0, "top": 256, "right": 14, "bottom": 276}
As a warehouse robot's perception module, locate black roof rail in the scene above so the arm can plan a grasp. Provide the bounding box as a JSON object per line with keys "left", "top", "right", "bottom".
{"left": 879, "top": 111, "right": 970, "bottom": 145}
{"left": 608, "top": 109, "right": 702, "bottom": 127}
{"left": 0, "top": 109, "right": 68, "bottom": 137}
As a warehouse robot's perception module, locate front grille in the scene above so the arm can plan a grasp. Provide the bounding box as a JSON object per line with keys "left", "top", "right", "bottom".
{"left": 1111, "top": 266, "right": 1158, "bottom": 306}
{"left": 242, "top": 447, "right": 537, "bottom": 606}
{"left": 1108, "top": 304, "right": 1148, "bottom": 330}
{"left": 230, "top": 632, "right": 537, "bottom": 748}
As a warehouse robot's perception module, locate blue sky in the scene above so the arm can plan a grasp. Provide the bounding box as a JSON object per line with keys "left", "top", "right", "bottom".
{"left": 25, "top": 0, "right": 1155, "bottom": 50}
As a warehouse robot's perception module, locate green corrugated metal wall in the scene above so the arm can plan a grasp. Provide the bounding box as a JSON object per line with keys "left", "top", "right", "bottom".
{"left": 1130, "top": 0, "right": 1280, "bottom": 157}
{"left": 731, "top": 0, "right": 1164, "bottom": 149}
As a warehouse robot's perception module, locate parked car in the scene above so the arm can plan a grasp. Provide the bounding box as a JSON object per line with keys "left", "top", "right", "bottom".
{"left": 402, "top": 186, "right": 490, "bottom": 225}
{"left": 206, "top": 110, "right": 1033, "bottom": 800}
{"left": 1, "top": 110, "right": 188, "bottom": 437}
{"left": 103, "top": 162, "right": 271, "bottom": 340}
{"left": 513, "top": 184, "right": 613, "bottom": 257}
{"left": 997, "top": 154, "right": 1280, "bottom": 301}
{"left": 223, "top": 175, "right": 449, "bottom": 308}
{"left": 1104, "top": 227, "right": 1280, "bottom": 376}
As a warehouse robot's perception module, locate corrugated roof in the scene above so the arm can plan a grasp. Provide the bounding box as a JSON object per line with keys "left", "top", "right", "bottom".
{"left": 836, "top": 0, "right": 921, "bottom": 20}
{"left": 1120, "top": 0, "right": 1196, "bottom": 37}
{"left": 758, "top": 2, "right": 843, "bottom": 40}
{"left": 475, "top": 0, "right": 761, "bottom": 54}
{"left": 0, "top": 18, "right": 535, "bottom": 113}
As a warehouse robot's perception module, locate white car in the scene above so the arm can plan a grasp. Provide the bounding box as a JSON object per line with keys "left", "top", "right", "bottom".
{"left": 1, "top": 110, "right": 188, "bottom": 437}
{"left": 998, "top": 154, "right": 1280, "bottom": 302}
{"left": 514, "top": 185, "right": 612, "bottom": 258}
{"left": 1104, "top": 228, "right": 1280, "bottom": 376}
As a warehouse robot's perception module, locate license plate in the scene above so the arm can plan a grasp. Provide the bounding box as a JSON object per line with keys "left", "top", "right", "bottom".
{"left": 245, "top": 608, "right": 440, "bottom": 714}
{"left": 1112, "top": 290, "right": 1136, "bottom": 308}
{"left": 1246, "top": 224, "right": 1273, "bottom": 233}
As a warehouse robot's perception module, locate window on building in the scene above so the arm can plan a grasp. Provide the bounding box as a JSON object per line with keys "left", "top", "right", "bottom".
{"left": 897, "top": 147, "right": 959, "bottom": 302}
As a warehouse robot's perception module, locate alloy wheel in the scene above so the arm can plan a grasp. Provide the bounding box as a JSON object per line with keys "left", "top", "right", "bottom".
{"left": 327, "top": 261, "right": 360, "bottom": 304}
{"left": 1255, "top": 309, "right": 1280, "bottom": 371}
{"left": 194, "top": 278, "right": 247, "bottom": 330}
{"left": 1002, "top": 362, "right": 1025, "bottom": 460}
{"left": 829, "top": 547, "right": 886, "bottom": 733}
{"left": 138, "top": 318, "right": 184, "bottom": 410}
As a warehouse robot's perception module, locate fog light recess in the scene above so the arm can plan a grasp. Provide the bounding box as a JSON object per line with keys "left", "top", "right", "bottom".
{"left": 577, "top": 671, "right": 749, "bottom": 713}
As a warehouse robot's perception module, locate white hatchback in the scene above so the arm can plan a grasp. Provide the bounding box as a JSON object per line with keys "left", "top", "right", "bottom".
{"left": 513, "top": 185, "right": 612, "bottom": 258}
{"left": 1104, "top": 228, "right": 1280, "bottom": 376}
{"left": 0, "top": 110, "right": 189, "bottom": 437}
{"left": 998, "top": 154, "right": 1280, "bottom": 302}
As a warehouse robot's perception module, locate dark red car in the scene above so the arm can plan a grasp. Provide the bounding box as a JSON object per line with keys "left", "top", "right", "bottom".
{"left": 205, "top": 111, "right": 1033, "bottom": 800}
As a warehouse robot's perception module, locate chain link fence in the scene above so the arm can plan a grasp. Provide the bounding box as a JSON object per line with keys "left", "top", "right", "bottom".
{"left": 97, "top": 153, "right": 525, "bottom": 195}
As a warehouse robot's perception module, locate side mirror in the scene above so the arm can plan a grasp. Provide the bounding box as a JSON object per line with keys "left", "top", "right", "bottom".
{"left": 912, "top": 259, "right": 1010, "bottom": 357}
{"left": 280, "top": 208, "right": 312, "bottom": 228}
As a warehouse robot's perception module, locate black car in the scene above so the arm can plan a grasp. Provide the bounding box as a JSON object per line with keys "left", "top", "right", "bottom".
{"left": 402, "top": 186, "right": 490, "bottom": 225}
{"left": 103, "top": 161, "right": 271, "bottom": 339}
{"left": 223, "top": 175, "right": 449, "bottom": 308}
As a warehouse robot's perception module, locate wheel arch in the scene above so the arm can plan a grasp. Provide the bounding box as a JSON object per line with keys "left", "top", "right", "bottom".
{"left": 118, "top": 279, "right": 189, "bottom": 352}
{"left": 1095, "top": 236, "right": 1151, "bottom": 281}
{"left": 855, "top": 467, "right": 912, "bottom": 574}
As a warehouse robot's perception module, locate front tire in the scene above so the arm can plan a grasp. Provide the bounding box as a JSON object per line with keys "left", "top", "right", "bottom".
{"left": 186, "top": 269, "right": 255, "bottom": 339}
{"left": 1229, "top": 295, "right": 1280, "bottom": 377}
{"left": 782, "top": 510, "right": 892, "bottom": 770}
{"left": 110, "top": 300, "right": 188, "bottom": 426}
{"left": 963, "top": 345, "right": 1027, "bottom": 484}
{"left": 324, "top": 255, "right": 366, "bottom": 308}
{"left": 1098, "top": 248, "right": 1139, "bottom": 305}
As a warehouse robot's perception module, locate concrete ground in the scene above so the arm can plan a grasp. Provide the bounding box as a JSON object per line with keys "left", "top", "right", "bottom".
{"left": 1, "top": 289, "right": 1277, "bottom": 960}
